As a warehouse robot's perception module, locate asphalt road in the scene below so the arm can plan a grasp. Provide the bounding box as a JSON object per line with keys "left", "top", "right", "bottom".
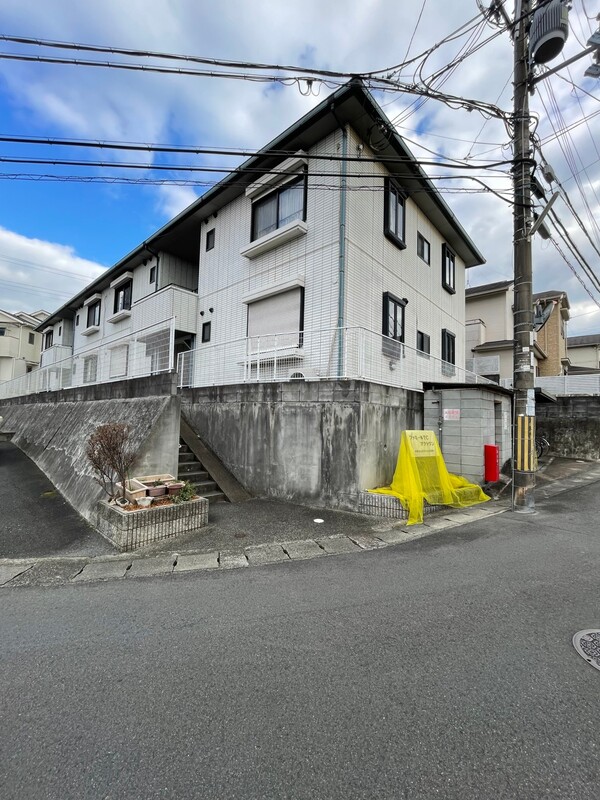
{"left": 0, "top": 442, "right": 113, "bottom": 558}
{"left": 1, "top": 482, "right": 599, "bottom": 799}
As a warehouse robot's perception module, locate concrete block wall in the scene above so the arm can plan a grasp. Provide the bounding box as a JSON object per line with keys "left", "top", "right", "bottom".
{"left": 181, "top": 380, "right": 422, "bottom": 510}
{"left": 537, "top": 396, "right": 600, "bottom": 460}
{"left": 424, "top": 387, "right": 511, "bottom": 482}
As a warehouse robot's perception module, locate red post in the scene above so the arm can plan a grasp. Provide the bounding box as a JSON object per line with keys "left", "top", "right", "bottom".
{"left": 484, "top": 444, "right": 500, "bottom": 483}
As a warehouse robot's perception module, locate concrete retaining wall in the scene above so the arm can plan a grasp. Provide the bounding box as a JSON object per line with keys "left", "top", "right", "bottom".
{"left": 181, "top": 380, "right": 422, "bottom": 510}
{"left": 536, "top": 396, "right": 600, "bottom": 460}
{"left": 0, "top": 376, "right": 181, "bottom": 523}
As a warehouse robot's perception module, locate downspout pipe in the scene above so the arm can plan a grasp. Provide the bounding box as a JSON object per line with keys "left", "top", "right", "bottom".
{"left": 331, "top": 106, "right": 348, "bottom": 377}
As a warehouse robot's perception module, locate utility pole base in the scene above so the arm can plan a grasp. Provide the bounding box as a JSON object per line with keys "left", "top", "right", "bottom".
{"left": 512, "top": 473, "right": 536, "bottom": 514}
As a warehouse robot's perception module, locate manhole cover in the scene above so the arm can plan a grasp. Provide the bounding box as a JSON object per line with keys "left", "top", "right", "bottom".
{"left": 573, "top": 630, "right": 600, "bottom": 671}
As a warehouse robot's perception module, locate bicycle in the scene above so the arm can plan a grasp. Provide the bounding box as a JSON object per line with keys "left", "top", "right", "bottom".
{"left": 535, "top": 435, "right": 550, "bottom": 459}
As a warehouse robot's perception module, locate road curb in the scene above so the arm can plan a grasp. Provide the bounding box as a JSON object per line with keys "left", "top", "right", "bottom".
{"left": 0, "top": 505, "right": 509, "bottom": 589}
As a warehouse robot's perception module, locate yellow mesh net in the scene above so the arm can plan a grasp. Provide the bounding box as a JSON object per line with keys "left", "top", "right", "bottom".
{"left": 369, "top": 430, "right": 490, "bottom": 525}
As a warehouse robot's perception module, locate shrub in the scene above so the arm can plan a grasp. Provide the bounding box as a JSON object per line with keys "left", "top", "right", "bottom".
{"left": 173, "top": 481, "right": 196, "bottom": 503}
{"left": 86, "top": 423, "right": 138, "bottom": 500}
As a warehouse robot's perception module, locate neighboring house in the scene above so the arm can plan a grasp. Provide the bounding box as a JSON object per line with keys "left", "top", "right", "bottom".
{"left": 465, "top": 282, "right": 570, "bottom": 380}
{"left": 34, "top": 79, "right": 485, "bottom": 394}
{"left": 0, "top": 309, "right": 48, "bottom": 382}
{"left": 533, "top": 290, "right": 570, "bottom": 376}
{"left": 566, "top": 333, "right": 600, "bottom": 373}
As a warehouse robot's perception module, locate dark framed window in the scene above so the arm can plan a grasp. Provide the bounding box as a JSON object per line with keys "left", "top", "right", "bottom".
{"left": 43, "top": 330, "right": 53, "bottom": 349}
{"left": 28, "top": 332, "right": 35, "bottom": 345}
{"left": 113, "top": 280, "right": 132, "bottom": 314}
{"left": 0, "top": 327, "right": 6, "bottom": 336}
{"left": 382, "top": 292, "right": 407, "bottom": 358}
{"left": 417, "top": 330, "right": 430, "bottom": 356}
{"left": 201, "top": 321, "right": 211, "bottom": 343}
{"left": 149, "top": 266, "right": 156, "bottom": 284}
{"left": 442, "top": 328, "right": 456, "bottom": 365}
{"left": 251, "top": 175, "right": 306, "bottom": 241}
{"left": 58, "top": 326, "right": 62, "bottom": 336}
{"left": 442, "top": 244, "right": 456, "bottom": 293}
{"left": 382, "top": 292, "right": 407, "bottom": 342}
{"left": 206, "top": 229, "right": 215, "bottom": 251}
{"left": 87, "top": 300, "right": 101, "bottom": 328}
{"left": 76, "top": 314, "right": 80, "bottom": 327}
{"left": 417, "top": 233, "right": 430, "bottom": 264}
{"left": 384, "top": 178, "right": 406, "bottom": 249}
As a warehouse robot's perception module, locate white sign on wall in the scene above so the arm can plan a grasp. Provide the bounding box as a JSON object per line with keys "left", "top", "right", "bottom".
{"left": 443, "top": 409, "right": 461, "bottom": 421}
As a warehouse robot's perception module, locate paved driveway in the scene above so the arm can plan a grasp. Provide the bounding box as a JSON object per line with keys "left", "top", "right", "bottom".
{"left": 0, "top": 442, "right": 114, "bottom": 558}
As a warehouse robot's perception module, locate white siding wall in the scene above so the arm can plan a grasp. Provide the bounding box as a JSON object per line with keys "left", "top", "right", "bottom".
{"left": 465, "top": 291, "right": 512, "bottom": 342}
{"left": 568, "top": 345, "right": 600, "bottom": 369}
{"left": 344, "top": 127, "right": 467, "bottom": 368}
{"left": 198, "top": 130, "right": 342, "bottom": 348}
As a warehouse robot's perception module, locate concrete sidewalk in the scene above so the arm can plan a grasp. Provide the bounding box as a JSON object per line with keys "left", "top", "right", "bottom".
{"left": 2, "top": 454, "right": 599, "bottom": 589}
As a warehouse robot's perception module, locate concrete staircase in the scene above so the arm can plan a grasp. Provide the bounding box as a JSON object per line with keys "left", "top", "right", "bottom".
{"left": 178, "top": 440, "right": 227, "bottom": 504}
{"left": 178, "top": 415, "right": 252, "bottom": 505}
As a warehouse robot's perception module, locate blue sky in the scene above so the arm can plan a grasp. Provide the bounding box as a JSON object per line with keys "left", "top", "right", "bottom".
{"left": 1, "top": 1, "right": 599, "bottom": 333}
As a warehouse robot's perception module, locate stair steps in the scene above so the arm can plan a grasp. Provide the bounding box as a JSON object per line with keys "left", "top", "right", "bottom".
{"left": 177, "top": 441, "right": 227, "bottom": 504}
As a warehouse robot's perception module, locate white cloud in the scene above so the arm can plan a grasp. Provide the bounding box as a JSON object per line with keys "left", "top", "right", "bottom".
{"left": 0, "top": 0, "right": 598, "bottom": 328}
{"left": 0, "top": 227, "right": 106, "bottom": 314}
{"left": 156, "top": 185, "right": 198, "bottom": 219}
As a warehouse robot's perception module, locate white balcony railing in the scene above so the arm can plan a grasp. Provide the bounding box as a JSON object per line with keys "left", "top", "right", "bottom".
{"left": 177, "top": 326, "right": 497, "bottom": 391}
{"left": 0, "top": 319, "right": 175, "bottom": 399}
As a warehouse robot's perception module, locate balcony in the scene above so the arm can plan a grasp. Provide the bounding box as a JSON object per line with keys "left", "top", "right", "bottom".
{"left": 131, "top": 285, "right": 198, "bottom": 334}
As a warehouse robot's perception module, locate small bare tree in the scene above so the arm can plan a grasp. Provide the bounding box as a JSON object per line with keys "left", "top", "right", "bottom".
{"left": 86, "top": 423, "right": 138, "bottom": 500}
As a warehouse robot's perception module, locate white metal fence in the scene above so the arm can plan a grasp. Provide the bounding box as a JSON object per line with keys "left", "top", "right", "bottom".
{"left": 177, "top": 326, "right": 496, "bottom": 391}
{"left": 536, "top": 375, "right": 600, "bottom": 395}
{"left": 0, "top": 319, "right": 175, "bottom": 399}
{"left": 501, "top": 375, "right": 600, "bottom": 395}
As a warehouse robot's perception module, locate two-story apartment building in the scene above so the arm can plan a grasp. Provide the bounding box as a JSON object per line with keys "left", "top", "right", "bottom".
{"left": 36, "top": 80, "right": 485, "bottom": 396}
{"left": 0, "top": 308, "right": 48, "bottom": 382}
{"left": 1, "top": 80, "right": 515, "bottom": 504}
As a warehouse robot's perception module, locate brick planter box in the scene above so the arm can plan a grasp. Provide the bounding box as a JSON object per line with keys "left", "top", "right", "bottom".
{"left": 93, "top": 496, "right": 209, "bottom": 552}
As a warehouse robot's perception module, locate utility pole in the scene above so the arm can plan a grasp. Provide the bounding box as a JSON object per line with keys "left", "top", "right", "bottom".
{"left": 512, "top": 0, "right": 536, "bottom": 513}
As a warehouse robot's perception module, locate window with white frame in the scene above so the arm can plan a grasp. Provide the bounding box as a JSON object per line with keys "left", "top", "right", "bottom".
{"left": 417, "top": 233, "right": 430, "bottom": 264}
{"left": 251, "top": 176, "right": 305, "bottom": 241}
{"left": 247, "top": 287, "right": 304, "bottom": 349}
{"left": 109, "top": 345, "right": 129, "bottom": 378}
{"left": 442, "top": 244, "right": 456, "bottom": 293}
{"left": 83, "top": 354, "right": 98, "bottom": 383}
{"left": 43, "top": 330, "right": 54, "bottom": 349}
{"left": 384, "top": 178, "right": 406, "bottom": 249}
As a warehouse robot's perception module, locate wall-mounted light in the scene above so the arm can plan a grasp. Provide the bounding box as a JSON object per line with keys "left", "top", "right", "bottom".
{"left": 200, "top": 311, "right": 205, "bottom": 316}
{"left": 209, "top": 307, "right": 214, "bottom": 313}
